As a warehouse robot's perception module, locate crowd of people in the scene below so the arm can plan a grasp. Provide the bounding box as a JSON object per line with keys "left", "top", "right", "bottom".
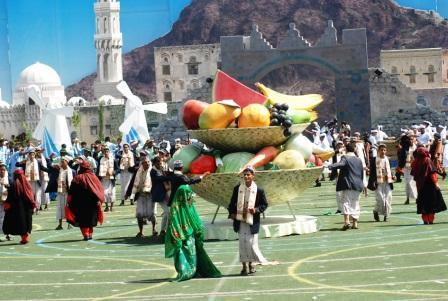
{"left": 309, "top": 119, "right": 447, "bottom": 229}
{"left": 0, "top": 118, "right": 447, "bottom": 280}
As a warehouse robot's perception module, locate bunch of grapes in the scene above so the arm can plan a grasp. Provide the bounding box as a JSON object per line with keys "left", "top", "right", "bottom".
{"left": 269, "top": 103, "right": 293, "bottom": 137}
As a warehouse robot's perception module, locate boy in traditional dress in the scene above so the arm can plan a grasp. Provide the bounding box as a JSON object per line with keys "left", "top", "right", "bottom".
{"left": 0, "top": 163, "right": 9, "bottom": 241}
{"left": 328, "top": 142, "right": 364, "bottom": 230}
{"left": 150, "top": 156, "right": 170, "bottom": 240}
{"left": 400, "top": 131, "right": 418, "bottom": 205}
{"left": 117, "top": 143, "right": 135, "bottom": 206}
{"left": 368, "top": 144, "right": 394, "bottom": 222}
{"left": 228, "top": 166, "right": 268, "bottom": 276}
{"left": 130, "top": 157, "right": 155, "bottom": 237}
{"left": 51, "top": 156, "right": 75, "bottom": 230}
{"left": 36, "top": 148, "right": 50, "bottom": 210}
{"left": 98, "top": 147, "right": 117, "bottom": 212}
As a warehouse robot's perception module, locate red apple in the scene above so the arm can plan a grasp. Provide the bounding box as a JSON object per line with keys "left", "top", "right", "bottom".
{"left": 182, "top": 99, "right": 209, "bottom": 129}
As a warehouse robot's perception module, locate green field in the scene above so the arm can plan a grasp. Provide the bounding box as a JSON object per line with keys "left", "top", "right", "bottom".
{"left": 1, "top": 179, "right": 448, "bottom": 301}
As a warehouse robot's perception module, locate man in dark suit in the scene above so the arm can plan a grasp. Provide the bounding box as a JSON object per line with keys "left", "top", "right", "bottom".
{"left": 228, "top": 166, "right": 268, "bottom": 276}
{"left": 328, "top": 142, "right": 364, "bottom": 230}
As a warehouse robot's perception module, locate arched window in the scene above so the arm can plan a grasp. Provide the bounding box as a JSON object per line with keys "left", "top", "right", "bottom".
{"left": 417, "top": 95, "right": 427, "bottom": 106}
{"left": 171, "top": 109, "right": 178, "bottom": 119}
{"left": 442, "top": 95, "right": 448, "bottom": 107}
{"left": 103, "top": 17, "right": 108, "bottom": 34}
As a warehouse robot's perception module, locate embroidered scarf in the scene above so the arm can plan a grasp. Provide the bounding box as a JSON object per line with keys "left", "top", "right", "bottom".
{"left": 119, "top": 151, "right": 135, "bottom": 170}
{"left": 132, "top": 165, "right": 152, "bottom": 194}
{"left": 39, "top": 156, "right": 49, "bottom": 182}
{"left": 99, "top": 156, "right": 114, "bottom": 179}
{"left": 57, "top": 167, "right": 73, "bottom": 194}
{"left": 25, "top": 159, "right": 40, "bottom": 182}
{"left": 376, "top": 156, "right": 393, "bottom": 184}
{"left": 0, "top": 174, "right": 8, "bottom": 201}
{"left": 236, "top": 181, "right": 257, "bottom": 225}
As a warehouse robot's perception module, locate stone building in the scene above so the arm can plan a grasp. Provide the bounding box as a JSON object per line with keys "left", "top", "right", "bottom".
{"left": 380, "top": 48, "right": 448, "bottom": 90}
{"left": 154, "top": 43, "right": 220, "bottom": 103}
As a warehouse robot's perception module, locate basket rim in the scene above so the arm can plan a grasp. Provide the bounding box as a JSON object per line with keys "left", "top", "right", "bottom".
{"left": 187, "top": 123, "right": 310, "bottom": 133}
{"left": 189, "top": 166, "right": 323, "bottom": 176}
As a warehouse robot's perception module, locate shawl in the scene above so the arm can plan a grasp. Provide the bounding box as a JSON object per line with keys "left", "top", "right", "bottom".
{"left": 376, "top": 156, "right": 393, "bottom": 184}
{"left": 57, "top": 167, "right": 73, "bottom": 194}
{"left": 25, "top": 159, "right": 39, "bottom": 182}
{"left": 14, "top": 169, "right": 35, "bottom": 207}
{"left": 411, "top": 147, "right": 434, "bottom": 191}
{"left": 119, "top": 151, "right": 135, "bottom": 170}
{"left": 71, "top": 161, "right": 104, "bottom": 203}
{"left": 236, "top": 181, "right": 257, "bottom": 225}
{"left": 0, "top": 174, "right": 8, "bottom": 201}
{"left": 99, "top": 156, "right": 114, "bottom": 179}
{"left": 132, "top": 165, "right": 152, "bottom": 195}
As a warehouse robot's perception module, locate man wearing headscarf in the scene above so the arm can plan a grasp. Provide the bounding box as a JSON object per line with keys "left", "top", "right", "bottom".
{"left": 2, "top": 170, "right": 36, "bottom": 244}
{"left": 411, "top": 147, "right": 447, "bottom": 224}
{"left": 228, "top": 166, "right": 269, "bottom": 276}
{"left": 66, "top": 160, "right": 105, "bottom": 240}
{"left": 130, "top": 157, "right": 155, "bottom": 237}
{"left": 15, "top": 148, "right": 49, "bottom": 214}
{"left": 97, "top": 147, "right": 117, "bottom": 212}
{"left": 117, "top": 143, "right": 135, "bottom": 206}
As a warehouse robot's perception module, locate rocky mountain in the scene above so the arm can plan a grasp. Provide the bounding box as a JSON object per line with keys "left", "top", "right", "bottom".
{"left": 66, "top": 0, "right": 448, "bottom": 119}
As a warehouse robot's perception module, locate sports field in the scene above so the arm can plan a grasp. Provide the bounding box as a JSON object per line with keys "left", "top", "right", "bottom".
{"left": 1, "top": 179, "right": 448, "bottom": 301}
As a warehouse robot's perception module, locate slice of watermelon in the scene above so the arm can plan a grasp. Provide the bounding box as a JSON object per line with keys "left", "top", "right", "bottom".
{"left": 212, "top": 70, "right": 268, "bottom": 108}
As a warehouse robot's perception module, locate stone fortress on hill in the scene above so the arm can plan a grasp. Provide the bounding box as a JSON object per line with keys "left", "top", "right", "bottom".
{"left": 0, "top": 0, "right": 448, "bottom": 142}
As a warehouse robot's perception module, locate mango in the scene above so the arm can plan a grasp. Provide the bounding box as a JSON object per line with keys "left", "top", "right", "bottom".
{"left": 198, "top": 100, "right": 241, "bottom": 129}
{"left": 238, "top": 104, "right": 271, "bottom": 128}
{"left": 273, "top": 150, "right": 306, "bottom": 169}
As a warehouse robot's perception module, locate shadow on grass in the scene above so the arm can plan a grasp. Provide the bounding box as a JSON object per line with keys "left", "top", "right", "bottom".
{"left": 94, "top": 236, "right": 163, "bottom": 246}
{"left": 128, "top": 277, "right": 173, "bottom": 284}
{"left": 39, "top": 238, "right": 90, "bottom": 244}
{"left": 319, "top": 227, "right": 343, "bottom": 232}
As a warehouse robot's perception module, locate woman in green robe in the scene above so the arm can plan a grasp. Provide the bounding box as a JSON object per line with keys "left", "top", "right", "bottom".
{"left": 165, "top": 184, "right": 222, "bottom": 281}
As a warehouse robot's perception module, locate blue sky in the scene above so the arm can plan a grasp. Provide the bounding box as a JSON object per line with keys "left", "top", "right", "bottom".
{"left": 0, "top": 0, "right": 191, "bottom": 102}
{"left": 0, "top": 0, "right": 443, "bottom": 102}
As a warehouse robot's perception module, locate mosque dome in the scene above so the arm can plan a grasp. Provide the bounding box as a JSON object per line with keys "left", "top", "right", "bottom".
{"left": 0, "top": 100, "right": 10, "bottom": 108}
{"left": 13, "top": 62, "right": 66, "bottom": 106}
{"left": 17, "top": 62, "right": 62, "bottom": 87}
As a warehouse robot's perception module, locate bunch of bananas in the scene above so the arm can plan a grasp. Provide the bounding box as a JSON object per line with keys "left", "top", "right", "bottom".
{"left": 256, "top": 83, "right": 322, "bottom": 123}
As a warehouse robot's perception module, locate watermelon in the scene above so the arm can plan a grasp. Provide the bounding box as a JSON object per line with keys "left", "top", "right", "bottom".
{"left": 212, "top": 70, "right": 267, "bottom": 108}
{"left": 217, "top": 152, "right": 255, "bottom": 173}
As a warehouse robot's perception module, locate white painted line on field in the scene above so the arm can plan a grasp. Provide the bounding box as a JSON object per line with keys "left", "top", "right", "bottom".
{"left": 208, "top": 252, "right": 239, "bottom": 301}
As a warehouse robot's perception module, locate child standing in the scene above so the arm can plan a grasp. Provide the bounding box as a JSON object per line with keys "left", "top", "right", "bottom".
{"left": 368, "top": 144, "right": 394, "bottom": 222}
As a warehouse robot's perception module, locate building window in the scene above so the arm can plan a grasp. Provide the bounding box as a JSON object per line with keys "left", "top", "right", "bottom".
{"left": 164, "top": 92, "right": 172, "bottom": 102}
{"left": 391, "top": 66, "right": 398, "bottom": 75}
{"left": 171, "top": 109, "right": 178, "bottom": 119}
{"left": 162, "top": 65, "right": 170, "bottom": 75}
{"left": 410, "top": 66, "right": 416, "bottom": 84}
{"left": 179, "top": 80, "right": 184, "bottom": 90}
{"left": 187, "top": 56, "right": 200, "bottom": 75}
{"left": 90, "top": 126, "right": 98, "bottom": 136}
{"left": 427, "top": 65, "right": 435, "bottom": 83}
{"left": 105, "top": 124, "right": 111, "bottom": 135}
{"left": 177, "top": 54, "right": 183, "bottom": 62}
{"left": 417, "top": 95, "right": 427, "bottom": 106}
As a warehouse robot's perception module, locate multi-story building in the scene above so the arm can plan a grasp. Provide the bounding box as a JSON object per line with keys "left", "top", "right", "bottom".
{"left": 154, "top": 44, "right": 220, "bottom": 102}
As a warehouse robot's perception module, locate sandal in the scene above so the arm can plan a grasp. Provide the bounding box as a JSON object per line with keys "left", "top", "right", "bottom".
{"left": 135, "top": 232, "right": 143, "bottom": 238}
{"left": 249, "top": 265, "right": 256, "bottom": 274}
{"left": 341, "top": 224, "right": 351, "bottom": 231}
{"left": 240, "top": 269, "right": 248, "bottom": 276}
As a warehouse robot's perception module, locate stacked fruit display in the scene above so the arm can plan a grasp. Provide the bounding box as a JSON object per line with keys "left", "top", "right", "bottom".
{"left": 176, "top": 70, "right": 331, "bottom": 207}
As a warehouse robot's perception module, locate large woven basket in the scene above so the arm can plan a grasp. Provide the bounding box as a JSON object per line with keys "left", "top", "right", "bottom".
{"left": 188, "top": 123, "right": 309, "bottom": 153}
{"left": 191, "top": 167, "right": 323, "bottom": 207}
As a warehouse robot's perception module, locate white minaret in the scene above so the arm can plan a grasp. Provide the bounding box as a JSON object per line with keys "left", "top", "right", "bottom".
{"left": 93, "top": 0, "right": 123, "bottom": 100}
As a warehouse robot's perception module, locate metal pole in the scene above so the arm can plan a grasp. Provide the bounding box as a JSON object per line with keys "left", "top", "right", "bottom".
{"left": 287, "top": 201, "right": 297, "bottom": 221}
{"left": 211, "top": 205, "right": 220, "bottom": 224}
